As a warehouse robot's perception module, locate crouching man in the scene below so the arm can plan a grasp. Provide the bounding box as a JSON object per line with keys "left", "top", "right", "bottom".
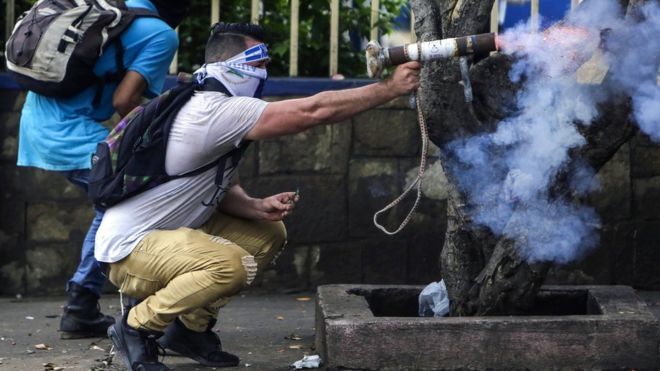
{"left": 95, "top": 22, "right": 421, "bottom": 370}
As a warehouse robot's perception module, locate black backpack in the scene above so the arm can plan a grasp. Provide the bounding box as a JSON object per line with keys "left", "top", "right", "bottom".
{"left": 88, "top": 78, "right": 250, "bottom": 209}
{"left": 5, "top": 0, "right": 159, "bottom": 99}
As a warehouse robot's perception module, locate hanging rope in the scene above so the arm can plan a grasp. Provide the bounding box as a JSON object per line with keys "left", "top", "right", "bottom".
{"left": 373, "top": 89, "right": 429, "bottom": 235}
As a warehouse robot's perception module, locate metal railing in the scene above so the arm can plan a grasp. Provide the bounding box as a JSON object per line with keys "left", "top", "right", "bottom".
{"left": 3, "top": 0, "right": 585, "bottom": 76}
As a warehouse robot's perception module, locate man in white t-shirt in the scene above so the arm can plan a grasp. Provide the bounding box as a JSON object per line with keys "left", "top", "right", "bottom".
{"left": 97, "top": 23, "right": 421, "bottom": 371}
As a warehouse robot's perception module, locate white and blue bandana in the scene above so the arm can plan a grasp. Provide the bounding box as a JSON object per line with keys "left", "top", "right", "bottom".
{"left": 194, "top": 43, "right": 269, "bottom": 98}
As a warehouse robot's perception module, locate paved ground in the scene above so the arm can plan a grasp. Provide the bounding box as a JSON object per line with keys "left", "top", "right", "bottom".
{"left": 0, "top": 291, "right": 317, "bottom": 371}
{"left": 1, "top": 289, "right": 658, "bottom": 371}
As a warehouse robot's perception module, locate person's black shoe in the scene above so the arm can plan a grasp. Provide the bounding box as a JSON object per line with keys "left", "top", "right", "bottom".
{"left": 59, "top": 283, "right": 115, "bottom": 339}
{"left": 158, "top": 318, "right": 239, "bottom": 367}
{"left": 107, "top": 314, "right": 169, "bottom": 371}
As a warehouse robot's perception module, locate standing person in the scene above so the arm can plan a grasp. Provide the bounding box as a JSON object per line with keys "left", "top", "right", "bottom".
{"left": 96, "top": 22, "right": 421, "bottom": 370}
{"left": 16, "top": 0, "right": 189, "bottom": 339}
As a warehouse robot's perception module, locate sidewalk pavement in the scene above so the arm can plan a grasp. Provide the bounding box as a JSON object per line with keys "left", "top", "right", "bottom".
{"left": 0, "top": 290, "right": 317, "bottom": 371}
{"left": 1, "top": 289, "right": 659, "bottom": 371}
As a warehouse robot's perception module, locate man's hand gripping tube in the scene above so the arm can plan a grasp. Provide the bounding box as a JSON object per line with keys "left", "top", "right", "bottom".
{"left": 366, "top": 33, "right": 499, "bottom": 78}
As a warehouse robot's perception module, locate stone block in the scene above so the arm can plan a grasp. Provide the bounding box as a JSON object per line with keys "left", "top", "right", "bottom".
{"left": 632, "top": 142, "right": 660, "bottom": 178}
{"left": 0, "top": 181, "right": 26, "bottom": 234}
{"left": 609, "top": 222, "right": 636, "bottom": 286}
{"left": 237, "top": 143, "right": 258, "bottom": 179}
{"left": 0, "top": 112, "right": 19, "bottom": 161}
{"left": 360, "top": 239, "right": 407, "bottom": 284}
{"left": 0, "top": 91, "right": 26, "bottom": 112}
{"left": 256, "top": 244, "right": 311, "bottom": 290}
{"left": 25, "top": 244, "right": 79, "bottom": 295}
{"left": 569, "top": 226, "right": 614, "bottom": 285}
{"left": 405, "top": 209, "right": 446, "bottom": 284}
{"left": 309, "top": 243, "right": 362, "bottom": 286}
{"left": 565, "top": 222, "right": 636, "bottom": 287}
{"left": 258, "top": 123, "right": 350, "bottom": 175}
{"left": 588, "top": 143, "right": 631, "bottom": 222}
{"left": 0, "top": 231, "right": 24, "bottom": 267}
{"left": 632, "top": 176, "right": 660, "bottom": 220}
{"left": 632, "top": 130, "right": 659, "bottom": 148}
{"left": 633, "top": 222, "right": 660, "bottom": 289}
{"left": 316, "top": 284, "right": 659, "bottom": 370}
{"left": 413, "top": 158, "right": 450, "bottom": 201}
{"left": 26, "top": 202, "right": 94, "bottom": 243}
{"left": 0, "top": 261, "right": 26, "bottom": 295}
{"left": 348, "top": 159, "right": 399, "bottom": 237}
{"left": 353, "top": 110, "right": 420, "bottom": 156}
{"left": 19, "top": 167, "right": 88, "bottom": 201}
{"left": 242, "top": 175, "right": 347, "bottom": 243}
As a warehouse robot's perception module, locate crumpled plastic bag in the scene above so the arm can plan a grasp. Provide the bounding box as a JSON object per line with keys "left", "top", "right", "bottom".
{"left": 291, "top": 354, "right": 322, "bottom": 369}
{"left": 418, "top": 280, "right": 450, "bottom": 317}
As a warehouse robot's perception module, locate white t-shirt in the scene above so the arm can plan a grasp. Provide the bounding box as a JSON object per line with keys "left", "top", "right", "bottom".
{"left": 95, "top": 91, "right": 268, "bottom": 263}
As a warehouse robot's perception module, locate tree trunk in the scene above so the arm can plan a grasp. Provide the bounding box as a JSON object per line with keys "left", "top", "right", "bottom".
{"left": 410, "top": 0, "right": 638, "bottom": 315}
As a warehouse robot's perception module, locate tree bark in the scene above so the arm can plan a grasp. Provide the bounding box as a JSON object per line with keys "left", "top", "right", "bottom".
{"left": 410, "top": 0, "right": 638, "bottom": 315}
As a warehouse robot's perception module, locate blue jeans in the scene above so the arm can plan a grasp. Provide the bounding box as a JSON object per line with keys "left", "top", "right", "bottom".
{"left": 62, "top": 169, "right": 106, "bottom": 298}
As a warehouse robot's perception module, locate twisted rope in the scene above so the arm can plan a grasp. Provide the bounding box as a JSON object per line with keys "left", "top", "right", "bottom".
{"left": 373, "top": 89, "right": 429, "bottom": 235}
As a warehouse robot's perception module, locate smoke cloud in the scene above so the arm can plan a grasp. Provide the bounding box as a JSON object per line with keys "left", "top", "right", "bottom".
{"left": 446, "top": 0, "right": 659, "bottom": 264}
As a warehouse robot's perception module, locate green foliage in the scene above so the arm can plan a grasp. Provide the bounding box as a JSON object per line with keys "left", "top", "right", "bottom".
{"left": 177, "top": 0, "right": 409, "bottom": 77}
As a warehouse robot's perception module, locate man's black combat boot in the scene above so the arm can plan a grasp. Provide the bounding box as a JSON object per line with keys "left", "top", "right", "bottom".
{"left": 158, "top": 318, "right": 239, "bottom": 367}
{"left": 108, "top": 313, "right": 169, "bottom": 371}
{"left": 59, "top": 282, "right": 115, "bottom": 339}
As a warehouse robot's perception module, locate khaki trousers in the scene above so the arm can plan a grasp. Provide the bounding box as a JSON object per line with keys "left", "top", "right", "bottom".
{"left": 108, "top": 212, "right": 286, "bottom": 333}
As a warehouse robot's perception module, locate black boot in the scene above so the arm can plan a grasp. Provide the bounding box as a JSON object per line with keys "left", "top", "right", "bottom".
{"left": 59, "top": 283, "right": 115, "bottom": 339}
{"left": 107, "top": 314, "right": 169, "bottom": 371}
{"left": 158, "top": 318, "right": 239, "bottom": 367}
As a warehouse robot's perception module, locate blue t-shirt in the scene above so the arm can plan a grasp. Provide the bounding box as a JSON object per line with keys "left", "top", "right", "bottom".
{"left": 17, "top": 0, "right": 178, "bottom": 171}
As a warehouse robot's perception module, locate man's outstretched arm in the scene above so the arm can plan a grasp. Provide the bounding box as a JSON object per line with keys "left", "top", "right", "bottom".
{"left": 244, "top": 61, "right": 421, "bottom": 140}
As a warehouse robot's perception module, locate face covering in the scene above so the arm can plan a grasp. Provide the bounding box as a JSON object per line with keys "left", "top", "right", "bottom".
{"left": 194, "top": 43, "right": 269, "bottom": 98}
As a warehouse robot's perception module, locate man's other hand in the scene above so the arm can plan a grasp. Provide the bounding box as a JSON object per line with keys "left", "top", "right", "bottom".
{"left": 257, "top": 192, "right": 300, "bottom": 221}
{"left": 386, "top": 61, "right": 422, "bottom": 96}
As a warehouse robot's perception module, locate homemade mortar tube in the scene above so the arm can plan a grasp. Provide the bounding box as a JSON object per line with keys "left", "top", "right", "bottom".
{"left": 366, "top": 33, "right": 499, "bottom": 78}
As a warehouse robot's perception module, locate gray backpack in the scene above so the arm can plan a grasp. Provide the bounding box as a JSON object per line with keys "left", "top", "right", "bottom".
{"left": 5, "top": 0, "right": 159, "bottom": 99}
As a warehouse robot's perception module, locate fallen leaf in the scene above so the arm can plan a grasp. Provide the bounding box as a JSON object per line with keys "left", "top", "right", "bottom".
{"left": 25, "top": 316, "right": 34, "bottom": 320}
{"left": 35, "top": 343, "right": 52, "bottom": 350}
{"left": 296, "top": 297, "right": 312, "bottom": 302}
{"left": 285, "top": 333, "right": 302, "bottom": 341}
{"left": 288, "top": 344, "right": 303, "bottom": 349}
{"left": 276, "top": 316, "right": 284, "bottom": 320}
{"left": 90, "top": 345, "right": 104, "bottom": 351}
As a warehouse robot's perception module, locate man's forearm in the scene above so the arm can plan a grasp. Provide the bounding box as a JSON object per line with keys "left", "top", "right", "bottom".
{"left": 303, "top": 80, "right": 401, "bottom": 127}
{"left": 217, "top": 184, "right": 261, "bottom": 219}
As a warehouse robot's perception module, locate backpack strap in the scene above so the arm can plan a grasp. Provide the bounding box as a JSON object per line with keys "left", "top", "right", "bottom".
{"left": 200, "top": 141, "right": 251, "bottom": 207}
{"left": 167, "top": 77, "right": 245, "bottom": 207}
{"left": 200, "top": 78, "right": 233, "bottom": 96}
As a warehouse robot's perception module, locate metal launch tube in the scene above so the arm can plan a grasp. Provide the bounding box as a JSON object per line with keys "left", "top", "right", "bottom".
{"left": 366, "top": 33, "right": 499, "bottom": 78}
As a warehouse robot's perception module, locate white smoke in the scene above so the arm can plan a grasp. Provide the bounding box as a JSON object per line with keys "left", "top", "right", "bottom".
{"left": 446, "top": 0, "right": 659, "bottom": 264}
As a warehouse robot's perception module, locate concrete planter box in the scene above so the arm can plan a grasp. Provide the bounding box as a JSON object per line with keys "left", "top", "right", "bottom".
{"left": 315, "top": 284, "right": 659, "bottom": 370}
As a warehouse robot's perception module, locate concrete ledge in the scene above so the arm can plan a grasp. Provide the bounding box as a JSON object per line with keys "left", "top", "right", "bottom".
{"left": 0, "top": 73, "right": 372, "bottom": 97}
{"left": 316, "top": 284, "right": 659, "bottom": 370}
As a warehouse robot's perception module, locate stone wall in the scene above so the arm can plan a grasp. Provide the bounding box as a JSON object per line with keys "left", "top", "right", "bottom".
{"left": 0, "top": 87, "right": 658, "bottom": 296}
